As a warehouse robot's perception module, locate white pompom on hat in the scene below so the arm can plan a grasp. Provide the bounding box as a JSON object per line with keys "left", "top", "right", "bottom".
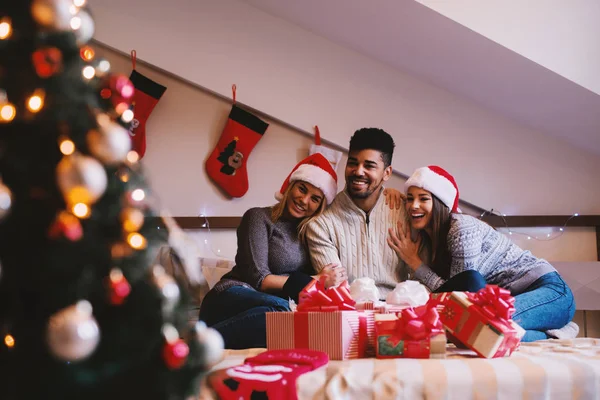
{"left": 404, "top": 165, "right": 460, "bottom": 212}
{"left": 275, "top": 153, "right": 338, "bottom": 205}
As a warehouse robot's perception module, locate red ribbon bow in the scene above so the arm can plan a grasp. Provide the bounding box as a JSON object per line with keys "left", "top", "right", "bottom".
{"left": 297, "top": 279, "right": 356, "bottom": 312}
{"left": 467, "top": 285, "right": 515, "bottom": 321}
{"left": 392, "top": 303, "right": 444, "bottom": 341}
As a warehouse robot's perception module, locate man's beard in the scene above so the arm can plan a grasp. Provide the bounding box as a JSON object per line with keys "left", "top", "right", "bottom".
{"left": 346, "top": 176, "right": 383, "bottom": 199}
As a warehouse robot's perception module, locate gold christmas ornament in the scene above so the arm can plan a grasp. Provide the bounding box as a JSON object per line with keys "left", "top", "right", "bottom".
{"left": 56, "top": 153, "right": 107, "bottom": 205}
{"left": 46, "top": 300, "right": 100, "bottom": 361}
{"left": 31, "top": 0, "right": 73, "bottom": 30}
{"left": 87, "top": 114, "right": 131, "bottom": 165}
{"left": 120, "top": 208, "right": 144, "bottom": 232}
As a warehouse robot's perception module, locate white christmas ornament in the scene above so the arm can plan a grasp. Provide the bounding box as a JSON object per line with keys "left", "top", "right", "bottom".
{"left": 73, "top": 10, "right": 94, "bottom": 45}
{"left": 0, "top": 180, "right": 12, "bottom": 220}
{"left": 386, "top": 280, "right": 430, "bottom": 307}
{"left": 349, "top": 277, "right": 380, "bottom": 302}
{"left": 194, "top": 321, "right": 224, "bottom": 368}
{"left": 56, "top": 153, "right": 107, "bottom": 205}
{"left": 88, "top": 114, "right": 131, "bottom": 165}
{"left": 151, "top": 265, "right": 181, "bottom": 315}
{"left": 46, "top": 300, "right": 100, "bottom": 361}
{"left": 31, "top": 0, "right": 72, "bottom": 30}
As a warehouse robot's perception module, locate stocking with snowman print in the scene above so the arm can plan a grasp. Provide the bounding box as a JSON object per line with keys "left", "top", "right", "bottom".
{"left": 205, "top": 85, "right": 269, "bottom": 198}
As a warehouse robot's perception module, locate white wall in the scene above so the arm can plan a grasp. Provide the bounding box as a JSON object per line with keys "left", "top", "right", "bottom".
{"left": 417, "top": 0, "right": 600, "bottom": 96}
{"left": 92, "top": 0, "right": 600, "bottom": 215}
{"left": 94, "top": 45, "right": 598, "bottom": 264}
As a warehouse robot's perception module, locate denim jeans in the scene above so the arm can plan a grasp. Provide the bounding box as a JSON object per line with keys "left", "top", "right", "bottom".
{"left": 435, "top": 270, "right": 487, "bottom": 293}
{"left": 198, "top": 285, "right": 290, "bottom": 349}
{"left": 513, "top": 271, "right": 576, "bottom": 342}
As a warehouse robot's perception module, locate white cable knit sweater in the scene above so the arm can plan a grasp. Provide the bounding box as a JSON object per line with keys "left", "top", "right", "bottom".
{"left": 306, "top": 188, "right": 409, "bottom": 298}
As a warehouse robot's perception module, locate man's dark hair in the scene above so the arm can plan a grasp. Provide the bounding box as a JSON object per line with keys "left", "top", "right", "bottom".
{"left": 348, "top": 128, "right": 395, "bottom": 167}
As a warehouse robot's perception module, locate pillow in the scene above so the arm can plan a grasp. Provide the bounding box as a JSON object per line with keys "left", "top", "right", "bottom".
{"left": 201, "top": 258, "right": 235, "bottom": 289}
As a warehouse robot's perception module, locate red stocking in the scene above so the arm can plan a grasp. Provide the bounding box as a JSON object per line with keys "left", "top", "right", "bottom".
{"left": 208, "top": 349, "right": 328, "bottom": 400}
{"left": 205, "top": 87, "right": 269, "bottom": 198}
{"left": 128, "top": 50, "right": 166, "bottom": 158}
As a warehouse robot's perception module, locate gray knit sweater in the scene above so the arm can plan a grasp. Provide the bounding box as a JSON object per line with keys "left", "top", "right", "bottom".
{"left": 413, "top": 213, "right": 556, "bottom": 294}
{"left": 213, "top": 207, "right": 313, "bottom": 294}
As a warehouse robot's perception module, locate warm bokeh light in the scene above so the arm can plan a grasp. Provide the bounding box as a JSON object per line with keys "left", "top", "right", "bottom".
{"left": 115, "top": 102, "right": 128, "bottom": 115}
{"left": 74, "top": 0, "right": 87, "bottom": 7}
{"left": 4, "top": 334, "right": 15, "bottom": 348}
{"left": 127, "top": 232, "right": 147, "bottom": 250}
{"left": 72, "top": 203, "right": 90, "bottom": 218}
{"left": 0, "top": 104, "right": 16, "bottom": 122}
{"left": 126, "top": 151, "right": 140, "bottom": 164}
{"left": 70, "top": 16, "right": 82, "bottom": 30}
{"left": 27, "top": 92, "right": 44, "bottom": 112}
{"left": 0, "top": 18, "right": 12, "bottom": 40}
{"left": 82, "top": 66, "right": 95, "bottom": 80}
{"left": 131, "top": 189, "right": 145, "bottom": 202}
{"left": 80, "top": 46, "right": 95, "bottom": 61}
{"left": 60, "top": 139, "right": 75, "bottom": 155}
{"left": 121, "top": 109, "right": 134, "bottom": 123}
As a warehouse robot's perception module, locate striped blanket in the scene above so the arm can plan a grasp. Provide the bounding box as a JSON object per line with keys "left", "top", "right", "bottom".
{"left": 201, "top": 338, "right": 600, "bottom": 399}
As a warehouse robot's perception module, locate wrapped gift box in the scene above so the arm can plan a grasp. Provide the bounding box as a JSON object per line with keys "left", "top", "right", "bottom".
{"left": 439, "top": 287, "right": 524, "bottom": 358}
{"left": 266, "top": 310, "right": 375, "bottom": 360}
{"left": 374, "top": 305, "right": 446, "bottom": 359}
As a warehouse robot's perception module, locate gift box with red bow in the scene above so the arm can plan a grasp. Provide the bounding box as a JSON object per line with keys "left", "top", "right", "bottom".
{"left": 266, "top": 280, "right": 376, "bottom": 360}
{"left": 374, "top": 303, "right": 446, "bottom": 359}
{"left": 438, "top": 285, "right": 525, "bottom": 358}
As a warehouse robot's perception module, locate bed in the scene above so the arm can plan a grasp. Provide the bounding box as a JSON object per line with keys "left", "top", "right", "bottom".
{"left": 199, "top": 338, "right": 600, "bottom": 399}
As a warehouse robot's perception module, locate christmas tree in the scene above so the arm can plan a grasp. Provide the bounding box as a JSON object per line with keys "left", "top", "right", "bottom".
{"left": 0, "top": 2, "right": 222, "bottom": 399}
{"left": 216, "top": 139, "right": 237, "bottom": 175}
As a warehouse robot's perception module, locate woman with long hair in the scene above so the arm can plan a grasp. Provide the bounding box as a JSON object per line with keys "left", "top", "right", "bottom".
{"left": 388, "top": 166, "right": 577, "bottom": 342}
{"left": 200, "top": 153, "right": 403, "bottom": 349}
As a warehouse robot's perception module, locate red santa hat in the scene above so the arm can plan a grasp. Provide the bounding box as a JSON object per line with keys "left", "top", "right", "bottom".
{"left": 275, "top": 153, "right": 338, "bottom": 205}
{"left": 404, "top": 166, "right": 460, "bottom": 212}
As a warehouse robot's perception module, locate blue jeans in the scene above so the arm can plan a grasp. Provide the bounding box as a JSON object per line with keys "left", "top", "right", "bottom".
{"left": 513, "top": 272, "right": 576, "bottom": 342}
{"left": 198, "top": 285, "right": 290, "bottom": 349}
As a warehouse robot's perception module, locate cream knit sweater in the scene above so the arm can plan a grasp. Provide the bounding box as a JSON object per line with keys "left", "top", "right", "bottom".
{"left": 306, "top": 188, "right": 408, "bottom": 298}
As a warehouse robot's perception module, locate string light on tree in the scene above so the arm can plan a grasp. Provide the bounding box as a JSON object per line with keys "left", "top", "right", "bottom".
{"left": 82, "top": 65, "right": 95, "bottom": 80}
{"left": 126, "top": 151, "right": 140, "bottom": 164}
{"left": 127, "top": 232, "right": 147, "bottom": 250}
{"left": 59, "top": 138, "right": 75, "bottom": 155}
{"left": 4, "top": 334, "right": 15, "bottom": 349}
{"left": 27, "top": 90, "right": 45, "bottom": 113}
{"left": 71, "top": 202, "right": 90, "bottom": 219}
{"left": 0, "top": 18, "right": 12, "bottom": 40}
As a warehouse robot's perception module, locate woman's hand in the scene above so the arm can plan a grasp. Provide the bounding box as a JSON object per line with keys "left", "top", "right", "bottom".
{"left": 387, "top": 219, "right": 423, "bottom": 271}
{"left": 383, "top": 188, "right": 405, "bottom": 210}
{"left": 314, "top": 263, "right": 348, "bottom": 288}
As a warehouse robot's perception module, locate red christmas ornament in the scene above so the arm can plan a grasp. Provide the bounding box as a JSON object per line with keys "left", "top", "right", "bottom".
{"left": 48, "top": 211, "right": 83, "bottom": 241}
{"left": 106, "top": 268, "right": 131, "bottom": 305}
{"left": 32, "top": 47, "right": 63, "bottom": 78}
{"left": 162, "top": 339, "right": 189, "bottom": 369}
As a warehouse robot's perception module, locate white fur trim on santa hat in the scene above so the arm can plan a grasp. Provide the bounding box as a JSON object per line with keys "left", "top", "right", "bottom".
{"left": 404, "top": 167, "right": 457, "bottom": 211}
{"left": 289, "top": 163, "right": 337, "bottom": 205}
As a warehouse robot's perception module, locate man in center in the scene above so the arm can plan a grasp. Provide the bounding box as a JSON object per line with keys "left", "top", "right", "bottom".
{"left": 306, "top": 128, "right": 408, "bottom": 298}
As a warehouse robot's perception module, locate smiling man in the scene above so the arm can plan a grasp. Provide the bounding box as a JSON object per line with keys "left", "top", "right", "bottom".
{"left": 306, "top": 128, "right": 409, "bottom": 298}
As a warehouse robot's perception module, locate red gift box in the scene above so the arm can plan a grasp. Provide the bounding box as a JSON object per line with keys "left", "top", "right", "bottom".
{"left": 266, "top": 310, "right": 375, "bottom": 360}
{"left": 266, "top": 279, "right": 375, "bottom": 360}
{"left": 438, "top": 286, "right": 524, "bottom": 358}
{"left": 375, "top": 303, "right": 446, "bottom": 359}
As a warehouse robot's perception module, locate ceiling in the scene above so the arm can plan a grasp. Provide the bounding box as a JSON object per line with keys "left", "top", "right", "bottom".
{"left": 243, "top": 0, "right": 600, "bottom": 156}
